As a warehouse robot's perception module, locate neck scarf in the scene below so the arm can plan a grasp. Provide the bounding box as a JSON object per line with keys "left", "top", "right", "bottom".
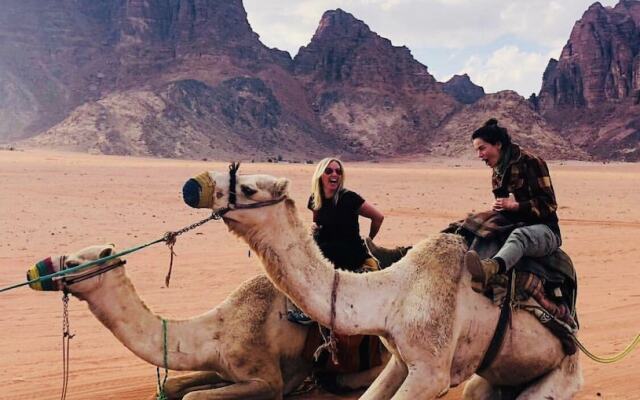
{"left": 494, "top": 144, "right": 513, "bottom": 179}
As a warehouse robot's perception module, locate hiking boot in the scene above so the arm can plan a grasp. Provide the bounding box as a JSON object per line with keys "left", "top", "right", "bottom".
{"left": 287, "top": 309, "right": 314, "bottom": 326}
{"left": 465, "top": 251, "right": 499, "bottom": 293}
{"left": 365, "top": 237, "right": 410, "bottom": 269}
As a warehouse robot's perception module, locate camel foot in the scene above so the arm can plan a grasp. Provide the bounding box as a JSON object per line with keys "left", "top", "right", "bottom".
{"left": 182, "top": 379, "right": 280, "bottom": 400}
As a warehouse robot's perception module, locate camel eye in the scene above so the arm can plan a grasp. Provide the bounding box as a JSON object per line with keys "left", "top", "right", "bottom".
{"left": 66, "top": 260, "right": 80, "bottom": 268}
{"left": 241, "top": 185, "right": 258, "bottom": 197}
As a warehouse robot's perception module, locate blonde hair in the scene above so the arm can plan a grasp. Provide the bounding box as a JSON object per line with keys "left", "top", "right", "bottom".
{"left": 310, "top": 157, "right": 346, "bottom": 211}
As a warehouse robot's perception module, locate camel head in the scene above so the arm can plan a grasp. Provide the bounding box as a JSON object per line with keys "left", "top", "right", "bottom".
{"left": 26, "top": 244, "right": 122, "bottom": 295}
{"left": 182, "top": 164, "right": 290, "bottom": 230}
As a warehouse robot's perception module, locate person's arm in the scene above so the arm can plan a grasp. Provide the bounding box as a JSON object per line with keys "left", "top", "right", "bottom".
{"left": 358, "top": 201, "right": 384, "bottom": 240}
{"left": 493, "top": 157, "right": 557, "bottom": 219}
{"left": 519, "top": 157, "right": 558, "bottom": 219}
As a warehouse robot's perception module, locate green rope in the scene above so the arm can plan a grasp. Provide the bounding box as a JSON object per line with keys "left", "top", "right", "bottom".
{"left": 1, "top": 211, "right": 219, "bottom": 294}
{"left": 156, "top": 319, "right": 169, "bottom": 400}
{"left": 0, "top": 238, "right": 165, "bottom": 294}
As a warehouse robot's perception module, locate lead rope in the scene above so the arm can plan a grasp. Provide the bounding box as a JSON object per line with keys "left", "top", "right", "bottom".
{"left": 156, "top": 319, "right": 169, "bottom": 400}
{"left": 60, "top": 291, "right": 74, "bottom": 400}
{"left": 572, "top": 333, "right": 640, "bottom": 364}
{"left": 161, "top": 212, "right": 219, "bottom": 287}
{"left": 510, "top": 275, "right": 639, "bottom": 364}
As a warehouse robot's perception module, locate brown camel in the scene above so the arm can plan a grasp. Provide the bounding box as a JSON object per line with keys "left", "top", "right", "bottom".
{"left": 26, "top": 244, "right": 387, "bottom": 399}
{"left": 181, "top": 168, "right": 583, "bottom": 400}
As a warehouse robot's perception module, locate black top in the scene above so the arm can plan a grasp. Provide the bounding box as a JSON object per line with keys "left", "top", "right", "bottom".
{"left": 308, "top": 189, "right": 369, "bottom": 271}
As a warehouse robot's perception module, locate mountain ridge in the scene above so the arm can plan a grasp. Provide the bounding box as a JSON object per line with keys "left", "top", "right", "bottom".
{"left": 4, "top": 1, "right": 637, "bottom": 161}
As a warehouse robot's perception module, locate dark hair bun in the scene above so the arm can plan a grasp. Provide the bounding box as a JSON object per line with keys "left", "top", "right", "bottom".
{"left": 471, "top": 117, "right": 511, "bottom": 147}
{"left": 484, "top": 118, "right": 498, "bottom": 127}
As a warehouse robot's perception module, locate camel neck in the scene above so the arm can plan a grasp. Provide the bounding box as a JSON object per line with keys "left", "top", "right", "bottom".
{"left": 81, "top": 271, "right": 225, "bottom": 371}
{"left": 237, "top": 200, "right": 389, "bottom": 336}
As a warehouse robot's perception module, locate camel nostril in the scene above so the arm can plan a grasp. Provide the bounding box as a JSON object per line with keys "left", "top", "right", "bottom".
{"left": 182, "top": 179, "right": 202, "bottom": 208}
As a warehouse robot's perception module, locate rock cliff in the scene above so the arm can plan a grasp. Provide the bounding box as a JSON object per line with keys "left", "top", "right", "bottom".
{"left": 538, "top": 0, "right": 640, "bottom": 160}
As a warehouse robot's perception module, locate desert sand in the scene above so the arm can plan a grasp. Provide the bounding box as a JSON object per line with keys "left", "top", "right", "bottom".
{"left": 1, "top": 149, "right": 638, "bottom": 400}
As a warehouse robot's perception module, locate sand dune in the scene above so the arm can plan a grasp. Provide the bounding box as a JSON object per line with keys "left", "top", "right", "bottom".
{"left": 1, "top": 149, "right": 638, "bottom": 399}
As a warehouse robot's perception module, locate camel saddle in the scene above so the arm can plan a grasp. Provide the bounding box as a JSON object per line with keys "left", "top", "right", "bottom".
{"left": 443, "top": 210, "right": 579, "bottom": 360}
{"left": 443, "top": 210, "right": 577, "bottom": 313}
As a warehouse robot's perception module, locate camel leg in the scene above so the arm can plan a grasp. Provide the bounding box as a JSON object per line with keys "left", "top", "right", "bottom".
{"left": 147, "top": 372, "right": 227, "bottom": 400}
{"left": 336, "top": 348, "right": 391, "bottom": 390}
{"left": 360, "top": 355, "right": 408, "bottom": 400}
{"left": 335, "top": 362, "right": 388, "bottom": 390}
{"left": 516, "top": 354, "right": 582, "bottom": 400}
{"left": 181, "top": 379, "right": 280, "bottom": 400}
{"left": 461, "top": 375, "right": 502, "bottom": 400}
{"left": 390, "top": 362, "right": 450, "bottom": 400}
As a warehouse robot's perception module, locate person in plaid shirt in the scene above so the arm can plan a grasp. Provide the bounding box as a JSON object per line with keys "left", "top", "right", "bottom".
{"left": 465, "top": 118, "right": 562, "bottom": 292}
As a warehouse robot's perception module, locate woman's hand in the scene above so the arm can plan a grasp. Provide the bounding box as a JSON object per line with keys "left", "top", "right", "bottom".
{"left": 493, "top": 197, "right": 519, "bottom": 212}
{"left": 359, "top": 201, "right": 384, "bottom": 239}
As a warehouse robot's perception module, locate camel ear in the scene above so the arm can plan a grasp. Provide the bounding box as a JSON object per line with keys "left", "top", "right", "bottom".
{"left": 99, "top": 246, "right": 114, "bottom": 259}
{"left": 272, "top": 178, "right": 290, "bottom": 198}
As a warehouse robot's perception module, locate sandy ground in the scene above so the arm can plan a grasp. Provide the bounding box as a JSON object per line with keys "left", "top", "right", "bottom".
{"left": 1, "top": 149, "right": 639, "bottom": 400}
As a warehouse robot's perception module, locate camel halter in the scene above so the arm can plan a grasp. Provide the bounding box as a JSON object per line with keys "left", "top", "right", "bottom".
{"left": 212, "top": 162, "right": 287, "bottom": 220}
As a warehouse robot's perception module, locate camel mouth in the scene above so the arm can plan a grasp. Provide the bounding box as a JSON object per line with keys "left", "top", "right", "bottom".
{"left": 183, "top": 172, "right": 216, "bottom": 209}
{"left": 26, "top": 256, "right": 64, "bottom": 291}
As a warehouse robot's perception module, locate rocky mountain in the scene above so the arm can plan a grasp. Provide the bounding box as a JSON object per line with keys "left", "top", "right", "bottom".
{"left": 441, "top": 74, "right": 485, "bottom": 104}
{"left": 292, "top": 9, "right": 461, "bottom": 156}
{"left": 5, "top": 1, "right": 635, "bottom": 161}
{"left": 1, "top": 0, "right": 331, "bottom": 159}
{"left": 27, "top": 78, "right": 330, "bottom": 159}
{"left": 434, "top": 91, "right": 585, "bottom": 160}
{"left": 538, "top": 0, "right": 640, "bottom": 160}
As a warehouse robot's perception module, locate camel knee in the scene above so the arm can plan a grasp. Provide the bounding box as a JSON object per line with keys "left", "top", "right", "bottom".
{"left": 160, "top": 372, "right": 225, "bottom": 399}
{"left": 391, "top": 367, "right": 449, "bottom": 400}
{"left": 360, "top": 356, "right": 407, "bottom": 400}
{"left": 462, "top": 375, "right": 498, "bottom": 400}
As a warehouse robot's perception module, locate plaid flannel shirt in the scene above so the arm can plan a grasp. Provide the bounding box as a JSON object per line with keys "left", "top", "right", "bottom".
{"left": 492, "top": 144, "right": 560, "bottom": 235}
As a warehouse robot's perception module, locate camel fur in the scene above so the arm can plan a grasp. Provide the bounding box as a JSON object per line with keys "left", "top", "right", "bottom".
{"left": 184, "top": 169, "right": 583, "bottom": 400}
{"left": 27, "top": 244, "right": 387, "bottom": 399}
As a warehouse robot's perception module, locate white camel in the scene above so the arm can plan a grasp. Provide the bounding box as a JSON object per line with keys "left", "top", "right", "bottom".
{"left": 182, "top": 168, "right": 583, "bottom": 400}
{"left": 26, "top": 244, "right": 386, "bottom": 399}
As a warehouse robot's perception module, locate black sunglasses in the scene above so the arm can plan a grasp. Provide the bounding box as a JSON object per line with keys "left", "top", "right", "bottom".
{"left": 324, "top": 167, "right": 343, "bottom": 175}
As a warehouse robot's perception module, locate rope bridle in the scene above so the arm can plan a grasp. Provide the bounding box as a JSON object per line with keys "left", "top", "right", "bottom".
{"left": 212, "top": 162, "right": 287, "bottom": 220}
{"left": 56, "top": 257, "right": 128, "bottom": 288}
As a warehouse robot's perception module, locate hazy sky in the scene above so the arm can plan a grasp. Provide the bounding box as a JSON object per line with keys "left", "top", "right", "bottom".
{"left": 244, "top": 0, "right": 618, "bottom": 97}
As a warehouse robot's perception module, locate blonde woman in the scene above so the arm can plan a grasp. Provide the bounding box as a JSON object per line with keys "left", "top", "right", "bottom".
{"left": 309, "top": 157, "right": 384, "bottom": 269}
{"left": 289, "top": 157, "right": 384, "bottom": 324}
